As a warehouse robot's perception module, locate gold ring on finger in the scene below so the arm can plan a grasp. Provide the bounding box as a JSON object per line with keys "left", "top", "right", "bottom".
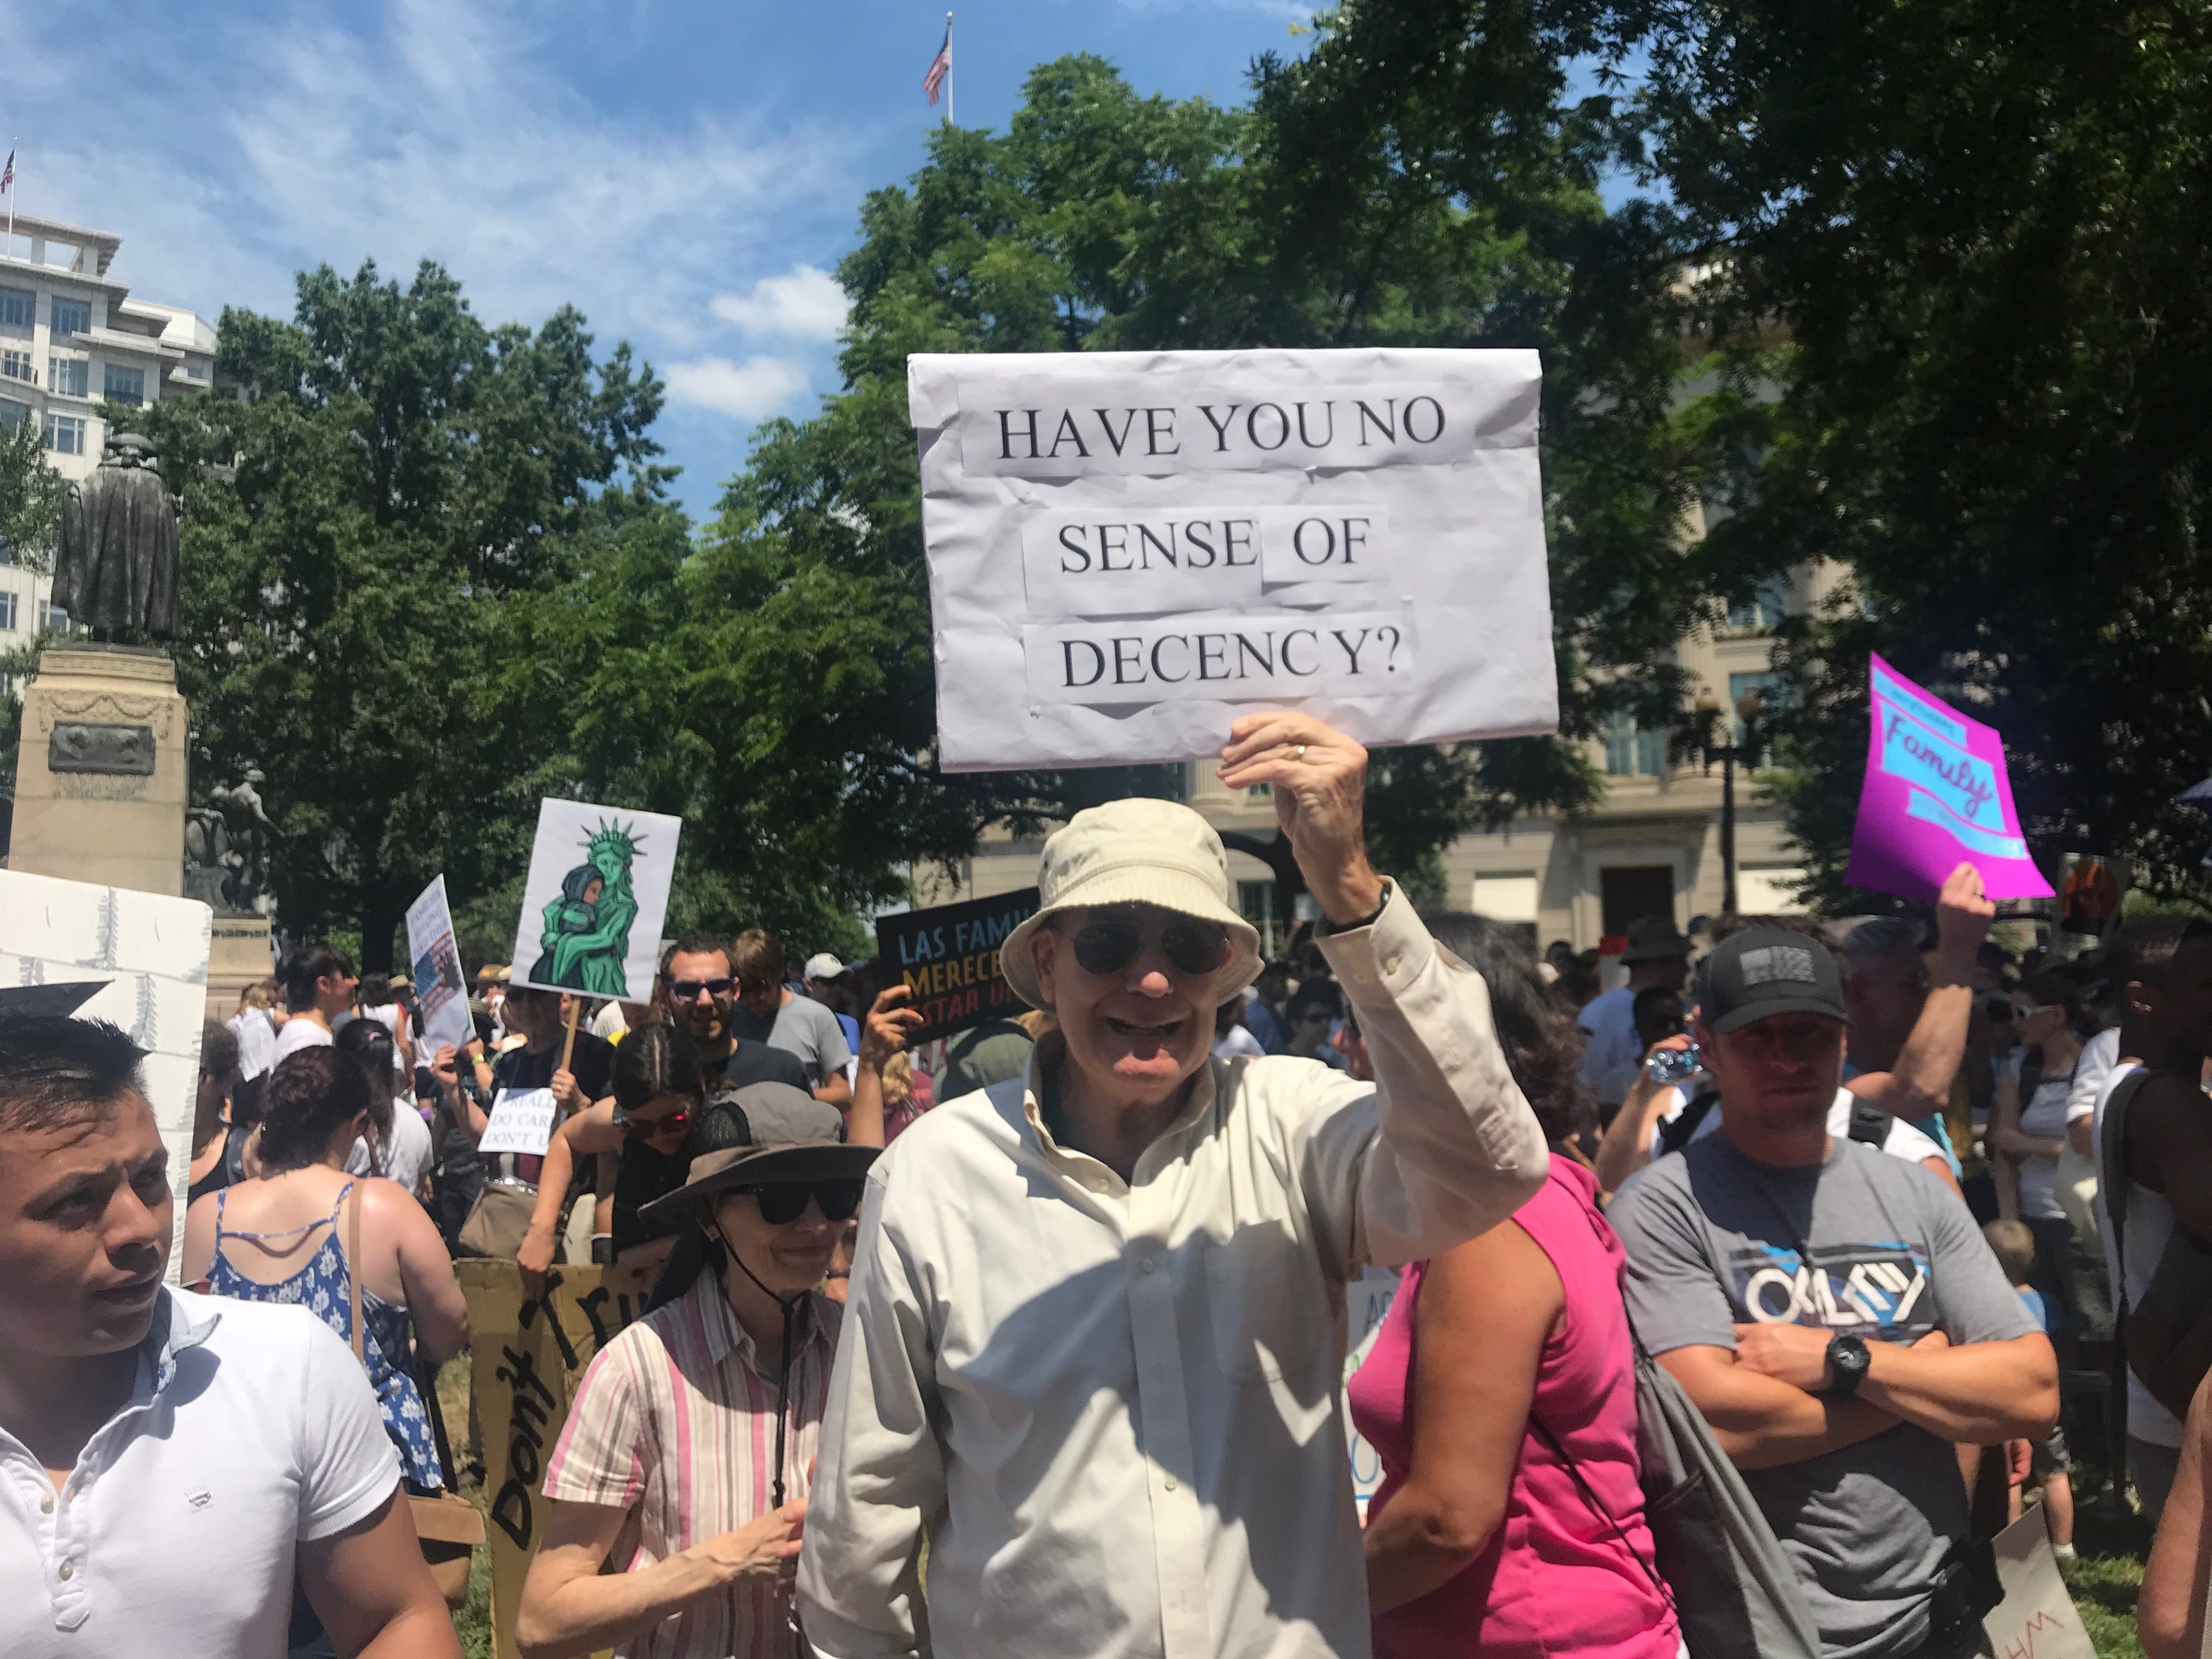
{"left": 1293, "top": 744, "right": 1307, "bottom": 761}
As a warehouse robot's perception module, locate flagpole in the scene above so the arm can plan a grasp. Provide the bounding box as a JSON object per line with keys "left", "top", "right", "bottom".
{"left": 945, "top": 13, "right": 953, "bottom": 127}
{"left": 5, "top": 139, "right": 15, "bottom": 258}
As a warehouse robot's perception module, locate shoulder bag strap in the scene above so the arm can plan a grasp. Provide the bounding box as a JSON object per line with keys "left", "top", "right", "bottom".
{"left": 345, "top": 1179, "right": 365, "bottom": 1366}
{"left": 1526, "top": 1411, "right": 1673, "bottom": 1607}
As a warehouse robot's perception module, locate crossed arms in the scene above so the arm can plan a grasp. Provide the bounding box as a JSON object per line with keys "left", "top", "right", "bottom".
{"left": 1659, "top": 1324, "right": 2057, "bottom": 1470}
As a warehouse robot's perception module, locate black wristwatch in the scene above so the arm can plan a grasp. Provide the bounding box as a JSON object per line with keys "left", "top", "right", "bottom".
{"left": 590, "top": 1236, "right": 616, "bottom": 1267}
{"left": 1826, "top": 1333, "right": 1871, "bottom": 1398}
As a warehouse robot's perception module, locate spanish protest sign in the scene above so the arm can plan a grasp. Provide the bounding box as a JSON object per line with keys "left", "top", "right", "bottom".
{"left": 1843, "top": 653, "right": 2055, "bottom": 902}
{"left": 909, "top": 348, "right": 1556, "bottom": 770}
{"left": 876, "top": 887, "right": 1041, "bottom": 1043}
{"left": 405, "top": 874, "right": 473, "bottom": 1057}
{"left": 459, "top": 1258, "right": 647, "bottom": 1659}
{"left": 509, "top": 798, "right": 684, "bottom": 1001}
{"left": 0, "top": 870, "right": 210, "bottom": 1274}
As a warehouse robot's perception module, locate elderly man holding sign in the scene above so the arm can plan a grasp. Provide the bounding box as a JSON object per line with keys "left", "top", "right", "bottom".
{"left": 799, "top": 712, "right": 1550, "bottom": 1659}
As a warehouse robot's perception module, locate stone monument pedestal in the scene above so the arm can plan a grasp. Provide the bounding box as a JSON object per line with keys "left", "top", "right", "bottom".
{"left": 206, "top": 913, "right": 275, "bottom": 1022}
{"left": 7, "top": 646, "right": 188, "bottom": 898}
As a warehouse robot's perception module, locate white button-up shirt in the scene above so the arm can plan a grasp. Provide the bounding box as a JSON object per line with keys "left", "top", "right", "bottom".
{"left": 797, "top": 885, "right": 1549, "bottom": 1659}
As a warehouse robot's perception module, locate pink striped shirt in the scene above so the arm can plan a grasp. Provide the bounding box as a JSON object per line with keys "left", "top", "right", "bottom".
{"left": 543, "top": 1272, "right": 839, "bottom": 1659}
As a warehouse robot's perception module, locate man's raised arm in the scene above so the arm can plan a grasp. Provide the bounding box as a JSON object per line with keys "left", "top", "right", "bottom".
{"left": 1217, "top": 713, "right": 1549, "bottom": 1273}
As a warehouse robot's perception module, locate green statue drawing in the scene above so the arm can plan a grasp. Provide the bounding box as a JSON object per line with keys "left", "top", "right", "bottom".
{"left": 529, "top": 819, "right": 643, "bottom": 997}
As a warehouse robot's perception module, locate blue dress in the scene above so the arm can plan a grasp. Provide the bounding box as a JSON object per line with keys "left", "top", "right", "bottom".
{"left": 207, "top": 1181, "right": 443, "bottom": 1490}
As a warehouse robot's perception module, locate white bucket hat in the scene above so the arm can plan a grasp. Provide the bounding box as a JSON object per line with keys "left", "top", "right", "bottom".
{"left": 1000, "top": 798, "right": 1263, "bottom": 1012}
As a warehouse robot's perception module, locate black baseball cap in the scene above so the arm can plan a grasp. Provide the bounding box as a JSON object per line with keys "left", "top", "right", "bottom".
{"left": 1697, "top": 927, "right": 1847, "bottom": 1034}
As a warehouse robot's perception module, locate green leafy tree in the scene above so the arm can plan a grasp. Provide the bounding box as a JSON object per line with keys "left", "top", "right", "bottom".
{"left": 0, "top": 415, "right": 72, "bottom": 838}
{"left": 1588, "top": 0, "right": 2212, "bottom": 902}
{"left": 576, "top": 50, "right": 1720, "bottom": 930}
{"left": 0, "top": 413, "right": 66, "bottom": 569}
{"left": 134, "top": 261, "right": 665, "bottom": 967}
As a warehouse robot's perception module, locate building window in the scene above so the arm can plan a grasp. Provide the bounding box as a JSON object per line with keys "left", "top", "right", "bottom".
{"left": 48, "top": 356, "right": 88, "bottom": 398}
{"left": 1726, "top": 575, "right": 1792, "bottom": 630}
{"left": 43, "top": 412, "right": 85, "bottom": 455}
{"left": 1603, "top": 711, "right": 1667, "bottom": 778}
{"left": 0, "top": 286, "right": 31, "bottom": 337}
{"left": 39, "top": 600, "right": 71, "bottom": 631}
{"left": 50, "top": 297, "right": 91, "bottom": 338}
{"left": 103, "top": 363, "right": 145, "bottom": 405}
{"left": 0, "top": 592, "right": 16, "bottom": 631}
{"left": 0, "top": 397, "right": 29, "bottom": 433}
{"left": 0, "top": 348, "right": 30, "bottom": 384}
{"left": 1470, "top": 872, "right": 1540, "bottom": 923}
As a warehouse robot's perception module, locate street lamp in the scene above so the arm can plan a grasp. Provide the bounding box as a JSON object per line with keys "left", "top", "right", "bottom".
{"left": 1697, "top": 687, "right": 1767, "bottom": 917}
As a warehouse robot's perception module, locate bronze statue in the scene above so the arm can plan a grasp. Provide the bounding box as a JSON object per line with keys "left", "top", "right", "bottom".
{"left": 54, "top": 431, "right": 179, "bottom": 642}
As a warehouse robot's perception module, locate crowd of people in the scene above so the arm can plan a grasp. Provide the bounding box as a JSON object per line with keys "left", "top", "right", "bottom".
{"left": 9, "top": 710, "right": 2212, "bottom": 1659}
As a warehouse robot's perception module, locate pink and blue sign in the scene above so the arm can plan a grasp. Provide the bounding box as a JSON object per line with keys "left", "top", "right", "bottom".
{"left": 1843, "top": 653, "right": 2055, "bottom": 901}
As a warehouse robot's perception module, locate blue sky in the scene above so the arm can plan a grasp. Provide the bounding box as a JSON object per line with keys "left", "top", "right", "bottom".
{"left": 0, "top": 0, "right": 1313, "bottom": 522}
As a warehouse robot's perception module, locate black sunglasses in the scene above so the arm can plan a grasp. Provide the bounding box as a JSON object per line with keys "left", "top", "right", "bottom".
{"left": 667, "top": 977, "right": 735, "bottom": 1000}
{"left": 732, "top": 1180, "right": 866, "bottom": 1224}
{"left": 1070, "top": 914, "right": 1231, "bottom": 979}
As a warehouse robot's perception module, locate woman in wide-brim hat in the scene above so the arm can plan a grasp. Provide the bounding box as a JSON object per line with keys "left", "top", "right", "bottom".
{"left": 519, "top": 1082, "right": 876, "bottom": 1659}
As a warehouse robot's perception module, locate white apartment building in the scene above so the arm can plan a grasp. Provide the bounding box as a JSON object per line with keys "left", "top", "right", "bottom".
{"left": 0, "top": 212, "right": 217, "bottom": 648}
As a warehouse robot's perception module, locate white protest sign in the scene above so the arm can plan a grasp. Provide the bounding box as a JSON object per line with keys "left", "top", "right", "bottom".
{"left": 405, "top": 874, "right": 475, "bottom": 1058}
{"left": 477, "top": 1087, "right": 558, "bottom": 1158}
{"left": 910, "top": 348, "right": 1556, "bottom": 770}
{"left": 509, "top": 799, "right": 683, "bottom": 1002}
{"left": 0, "top": 871, "right": 211, "bottom": 1277}
{"left": 1343, "top": 1265, "right": 1401, "bottom": 1520}
{"left": 1979, "top": 1509, "right": 2096, "bottom": 1659}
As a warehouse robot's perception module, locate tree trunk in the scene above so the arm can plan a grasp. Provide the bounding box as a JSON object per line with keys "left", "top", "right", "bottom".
{"left": 358, "top": 884, "right": 403, "bottom": 974}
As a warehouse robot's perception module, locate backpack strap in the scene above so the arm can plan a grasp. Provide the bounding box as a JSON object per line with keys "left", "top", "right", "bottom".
{"left": 1657, "top": 1089, "right": 1720, "bottom": 1156}
{"left": 1527, "top": 1411, "right": 1673, "bottom": 1609}
{"left": 1846, "top": 1097, "right": 1892, "bottom": 1149}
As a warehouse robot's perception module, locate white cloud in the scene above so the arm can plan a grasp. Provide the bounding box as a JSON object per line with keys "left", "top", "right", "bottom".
{"left": 0, "top": 0, "right": 856, "bottom": 371}
{"left": 665, "top": 356, "right": 814, "bottom": 420}
{"left": 709, "top": 265, "right": 850, "bottom": 342}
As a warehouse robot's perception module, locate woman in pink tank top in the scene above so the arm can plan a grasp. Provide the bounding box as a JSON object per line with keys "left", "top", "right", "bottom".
{"left": 1349, "top": 915, "right": 1679, "bottom": 1659}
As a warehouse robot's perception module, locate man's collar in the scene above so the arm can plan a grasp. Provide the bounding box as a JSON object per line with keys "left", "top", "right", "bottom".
{"left": 141, "top": 1286, "right": 221, "bottom": 1396}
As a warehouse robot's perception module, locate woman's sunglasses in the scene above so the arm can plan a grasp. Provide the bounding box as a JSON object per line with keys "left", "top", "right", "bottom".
{"left": 619, "top": 1107, "right": 691, "bottom": 1139}
{"left": 1070, "top": 915, "right": 1231, "bottom": 979}
{"left": 733, "top": 1180, "right": 866, "bottom": 1224}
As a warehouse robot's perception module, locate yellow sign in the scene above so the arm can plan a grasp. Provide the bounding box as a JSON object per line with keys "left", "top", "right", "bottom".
{"left": 458, "top": 1259, "right": 648, "bottom": 1659}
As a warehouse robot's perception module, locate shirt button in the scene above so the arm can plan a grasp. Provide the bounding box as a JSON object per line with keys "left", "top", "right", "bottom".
{"left": 1164, "top": 1476, "right": 1178, "bottom": 1491}
{"left": 40, "top": 1496, "right": 54, "bottom": 1514}
{"left": 1139, "top": 1257, "right": 1156, "bottom": 1274}
{"left": 58, "top": 1562, "right": 73, "bottom": 1581}
{"left": 1384, "top": 954, "right": 1402, "bottom": 975}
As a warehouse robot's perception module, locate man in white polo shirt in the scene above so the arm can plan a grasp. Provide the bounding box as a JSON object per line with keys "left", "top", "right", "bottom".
{"left": 0, "top": 1011, "right": 458, "bottom": 1658}
{"left": 273, "top": 941, "right": 360, "bottom": 1065}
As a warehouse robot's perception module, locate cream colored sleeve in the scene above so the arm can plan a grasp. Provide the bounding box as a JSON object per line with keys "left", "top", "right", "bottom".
{"left": 1301, "top": 882, "right": 1550, "bottom": 1276}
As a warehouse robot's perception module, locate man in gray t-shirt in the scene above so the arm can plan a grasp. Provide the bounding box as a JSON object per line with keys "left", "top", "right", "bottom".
{"left": 730, "top": 928, "right": 854, "bottom": 1108}
{"left": 1608, "top": 918, "right": 2056, "bottom": 1659}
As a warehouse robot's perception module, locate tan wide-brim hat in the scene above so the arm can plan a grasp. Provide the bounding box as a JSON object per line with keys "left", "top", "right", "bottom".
{"left": 1000, "top": 798, "right": 1263, "bottom": 1013}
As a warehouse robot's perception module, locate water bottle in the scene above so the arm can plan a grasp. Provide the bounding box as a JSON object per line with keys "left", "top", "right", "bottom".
{"left": 1646, "top": 1042, "right": 1701, "bottom": 1086}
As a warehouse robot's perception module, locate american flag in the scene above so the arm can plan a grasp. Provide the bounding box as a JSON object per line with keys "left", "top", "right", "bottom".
{"left": 923, "top": 24, "right": 950, "bottom": 105}
{"left": 0, "top": 150, "right": 13, "bottom": 194}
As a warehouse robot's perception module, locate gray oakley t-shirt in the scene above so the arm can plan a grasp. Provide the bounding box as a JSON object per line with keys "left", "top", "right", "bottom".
{"left": 1607, "top": 1134, "right": 2036, "bottom": 1659}
{"left": 729, "top": 991, "right": 853, "bottom": 1086}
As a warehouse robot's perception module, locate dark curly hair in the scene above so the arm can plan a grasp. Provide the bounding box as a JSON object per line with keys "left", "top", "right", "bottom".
{"left": 257, "top": 1047, "right": 380, "bottom": 1174}
{"left": 1422, "top": 911, "right": 1593, "bottom": 1144}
